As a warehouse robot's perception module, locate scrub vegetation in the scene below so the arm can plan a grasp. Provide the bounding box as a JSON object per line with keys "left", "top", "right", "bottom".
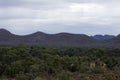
{"left": 0, "top": 46, "right": 119, "bottom": 80}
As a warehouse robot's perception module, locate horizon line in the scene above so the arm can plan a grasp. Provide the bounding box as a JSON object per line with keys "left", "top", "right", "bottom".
{"left": 0, "top": 28, "right": 118, "bottom": 36}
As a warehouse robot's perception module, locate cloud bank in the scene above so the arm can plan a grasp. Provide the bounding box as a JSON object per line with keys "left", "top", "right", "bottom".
{"left": 0, "top": 0, "right": 120, "bottom": 35}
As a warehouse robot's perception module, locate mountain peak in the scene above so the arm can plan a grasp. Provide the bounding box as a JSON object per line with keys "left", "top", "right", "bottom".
{"left": 27, "top": 31, "right": 48, "bottom": 37}
{"left": 117, "top": 34, "right": 120, "bottom": 37}
{"left": 0, "top": 28, "right": 12, "bottom": 35}
{"left": 0, "top": 29, "right": 13, "bottom": 41}
{"left": 0, "top": 28, "right": 10, "bottom": 32}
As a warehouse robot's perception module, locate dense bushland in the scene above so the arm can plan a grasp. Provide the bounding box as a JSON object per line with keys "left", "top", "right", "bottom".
{"left": 0, "top": 46, "right": 120, "bottom": 80}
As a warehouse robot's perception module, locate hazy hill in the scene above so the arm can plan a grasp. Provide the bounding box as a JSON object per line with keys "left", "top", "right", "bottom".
{"left": 91, "top": 35, "right": 115, "bottom": 40}
{"left": 0, "top": 29, "right": 119, "bottom": 47}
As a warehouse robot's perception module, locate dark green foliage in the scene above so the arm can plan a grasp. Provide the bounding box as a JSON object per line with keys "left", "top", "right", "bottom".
{"left": 0, "top": 46, "right": 119, "bottom": 80}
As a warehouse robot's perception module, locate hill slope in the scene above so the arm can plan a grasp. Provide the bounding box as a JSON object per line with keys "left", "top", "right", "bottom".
{"left": 0, "top": 29, "right": 119, "bottom": 47}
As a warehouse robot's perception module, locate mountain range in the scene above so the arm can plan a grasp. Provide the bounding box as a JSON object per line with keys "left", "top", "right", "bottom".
{"left": 0, "top": 29, "right": 119, "bottom": 47}
{"left": 91, "top": 35, "right": 115, "bottom": 40}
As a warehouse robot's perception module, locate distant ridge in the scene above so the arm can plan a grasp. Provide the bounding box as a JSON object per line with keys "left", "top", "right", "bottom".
{"left": 91, "top": 35, "right": 115, "bottom": 40}
{"left": 0, "top": 29, "right": 12, "bottom": 35}
{"left": 0, "top": 28, "right": 120, "bottom": 47}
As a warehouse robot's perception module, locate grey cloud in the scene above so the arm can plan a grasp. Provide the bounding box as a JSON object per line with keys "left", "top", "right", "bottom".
{"left": 0, "top": 0, "right": 120, "bottom": 35}
{"left": 0, "top": 0, "right": 119, "bottom": 9}
{"left": 0, "top": 21, "right": 118, "bottom": 35}
{"left": 0, "top": 0, "right": 22, "bottom": 7}
{"left": 66, "top": 0, "right": 120, "bottom": 3}
{"left": 0, "top": 0, "right": 68, "bottom": 9}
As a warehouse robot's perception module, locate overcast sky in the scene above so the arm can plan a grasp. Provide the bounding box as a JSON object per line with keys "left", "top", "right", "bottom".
{"left": 0, "top": 0, "right": 120, "bottom": 35}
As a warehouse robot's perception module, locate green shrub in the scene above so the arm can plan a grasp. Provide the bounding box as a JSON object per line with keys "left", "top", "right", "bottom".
{"left": 16, "top": 74, "right": 30, "bottom": 80}
{"left": 58, "top": 72, "right": 72, "bottom": 80}
{"left": 34, "top": 76, "right": 45, "bottom": 80}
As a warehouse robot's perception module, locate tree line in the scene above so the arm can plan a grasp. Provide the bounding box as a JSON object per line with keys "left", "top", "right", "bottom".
{"left": 0, "top": 46, "right": 120, "bottom": 80}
